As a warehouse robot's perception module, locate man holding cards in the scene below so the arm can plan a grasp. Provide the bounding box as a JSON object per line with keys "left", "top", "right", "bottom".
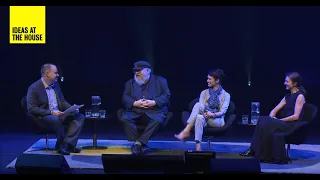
{"left": 26, "top": 63, "right": 85, "bottom": 155}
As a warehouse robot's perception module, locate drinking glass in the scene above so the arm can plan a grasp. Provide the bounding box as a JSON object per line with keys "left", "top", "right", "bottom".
{"left": 242, "top": 115, "right": 249, "bottom": 124}
{"left": 85, "top": 109, "right": 92, "bottom": 117}
{"left": 91, "top": 96, "right": 101, "bottom": 117}
{"left": 92, "top": 96, "right": 101, "bottom": 106}
{"left": 100, "top": 110, "right": 106, "bottom": 118}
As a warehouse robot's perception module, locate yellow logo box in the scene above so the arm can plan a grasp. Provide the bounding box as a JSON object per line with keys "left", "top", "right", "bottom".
{"left": 10, "top": 6, "right": 46, "bottom": 44}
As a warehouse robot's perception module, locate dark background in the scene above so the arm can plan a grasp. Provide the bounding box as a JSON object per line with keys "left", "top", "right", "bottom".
{"left": 3, "top": 6, "right": 320, "bottom": 134}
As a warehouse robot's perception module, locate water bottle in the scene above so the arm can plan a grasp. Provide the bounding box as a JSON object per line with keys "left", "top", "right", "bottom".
{"left": 91, "top": 96, "right": 101, "bottom": 117}
{"left": 251, "top": 102, "right": 260, "bottom": 125}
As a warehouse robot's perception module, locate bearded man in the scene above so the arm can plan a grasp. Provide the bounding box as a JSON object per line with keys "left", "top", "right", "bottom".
{"left": 119, "top": 60, "right": 171, "bottom": 155}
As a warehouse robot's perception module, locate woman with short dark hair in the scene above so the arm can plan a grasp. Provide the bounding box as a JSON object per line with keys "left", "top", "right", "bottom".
{"left": 175, "top": 69, "right": 231, "bottom": 151}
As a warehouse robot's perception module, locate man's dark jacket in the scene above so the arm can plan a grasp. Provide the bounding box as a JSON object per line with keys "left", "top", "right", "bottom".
{"left": 122, "top": 74, "right": 171, "bottom": 122}
{"left": 27, "top": 79, "right": 72, "bottom": 118}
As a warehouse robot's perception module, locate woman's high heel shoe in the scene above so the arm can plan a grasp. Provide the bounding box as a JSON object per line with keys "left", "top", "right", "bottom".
{"left": 174, "top": 131, "right": 190, "bottom": 142}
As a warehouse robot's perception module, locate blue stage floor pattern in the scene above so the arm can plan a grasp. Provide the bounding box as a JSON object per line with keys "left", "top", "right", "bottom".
{"left": 4, "top": 138, "right": 320, "bottom": 174}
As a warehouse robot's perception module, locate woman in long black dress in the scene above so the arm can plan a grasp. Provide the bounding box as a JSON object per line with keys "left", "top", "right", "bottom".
{"left": 240, "top": 72, "right": 306, "bottom": 164}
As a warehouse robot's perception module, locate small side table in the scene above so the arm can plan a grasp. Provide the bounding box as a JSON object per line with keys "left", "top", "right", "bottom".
{"left": 82, "top": 116, "right": 108, "bottom": 150}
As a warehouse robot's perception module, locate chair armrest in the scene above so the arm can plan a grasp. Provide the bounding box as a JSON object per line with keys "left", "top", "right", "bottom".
{"left": 284, "top": 121, "right": 309, "bottom": 137}
{"left": 117, "top": 109, "right": 125, "bottom": 120}
{"left": 181, "top": 111, "right": 190, "bottom": 126}
{"left": 163, "top": 112, "right": 173, "bottom": 127}
{"left": 224, "top": 114, "right": 237, "bottom": 127}
{"left": 203, "top": 114, "right": 237, "bottom": 134}
{"left": 26, "top": 112, "right": 47, "bottom": 129}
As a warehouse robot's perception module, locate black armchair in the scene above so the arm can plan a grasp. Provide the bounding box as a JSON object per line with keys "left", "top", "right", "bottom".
{"left": 181, "top": 98, "right": 236, "bottom": 150}
{"left": 21, "top": 96, "right": 56, "bottom": 150}
{"left": 117, "top": 109, "right": 173, "bottom": 138}
{"left": 280, "top": 103, "right": 318, "bottom": 162}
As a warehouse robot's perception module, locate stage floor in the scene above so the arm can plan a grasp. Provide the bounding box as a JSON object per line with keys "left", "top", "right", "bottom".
{"left": 6, "top": 138, "right": 320, "bottom": 174}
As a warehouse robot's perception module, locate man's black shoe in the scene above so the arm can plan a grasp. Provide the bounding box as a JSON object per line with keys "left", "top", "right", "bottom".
{"left": 65, "top": 143, "right": 82, "bottom": 153}
{"left": 57, "top": 148, "right": 70, "bottom": 155}
{"left": 54, "top": 139, "right": 64, "bottom": 150}
{"left": 69, "top": 147, "right": 81, "bottom": 153}
{"left": 141, "top": 145, "right": 150, "bottom": 154}
{"left": 56, "top": 143, "right": 80, "bottom": 155}
{"left": 131, "top": 144, "right": 142, "bottom": 155}
{"left": 239, "top": 148, "right": 254, "bottom": 156}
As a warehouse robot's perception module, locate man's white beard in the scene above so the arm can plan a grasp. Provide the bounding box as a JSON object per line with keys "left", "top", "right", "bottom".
{"left": 134, "top": 73, "right": 150, "bottom": 85}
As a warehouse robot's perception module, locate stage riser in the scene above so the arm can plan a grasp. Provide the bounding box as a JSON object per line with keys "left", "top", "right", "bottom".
{"left": 102, "top": 154, "right": 185, "bottom": 173}
{"left": 101, "top": 153, "right": 261, "bottom": 174}
{"left": 15, "top": 154, "right": 71, "bottom": 174}
{"left": 14, "top": 153, "right": 261, "bottom": 174}
{"left": 210, "top": 158, "right": 261, "bottom": 173}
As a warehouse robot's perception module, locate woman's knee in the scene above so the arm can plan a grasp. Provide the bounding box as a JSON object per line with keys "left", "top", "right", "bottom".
{"left": 195, "top": 115, "right": 205, "bottom": 125}
{"left": 194, "top": 102, "right": 204, "bottom": 109}
{"left": 258, "top": 116, "right": 270, "bottom": 125}
{"left": 193, "top": 102, "right": 200, "bottom": 109}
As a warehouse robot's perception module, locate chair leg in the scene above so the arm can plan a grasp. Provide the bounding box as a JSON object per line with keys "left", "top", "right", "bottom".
{"left": 45, "top": 134, "right": 49, "bottom": 149}
{"left": 207, "top": 136, "right": 214, "bottom": 150}
{"left": 26, "top": 134, "right": 52, "bottom": 153}
{"left": 286, "top": 144, "right": 292, "bottom": 163}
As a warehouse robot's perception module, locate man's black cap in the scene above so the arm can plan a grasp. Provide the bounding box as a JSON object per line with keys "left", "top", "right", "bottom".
{"left": 132, "top": 60, "right": 151, "bottom": 72}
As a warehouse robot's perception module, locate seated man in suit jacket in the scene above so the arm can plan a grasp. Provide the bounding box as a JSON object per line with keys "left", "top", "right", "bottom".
{"left": 27, "top": 63, "right": 85, "bottom": 155}
{"left": 120, "top": 60, "right": 171, "bottom": 155}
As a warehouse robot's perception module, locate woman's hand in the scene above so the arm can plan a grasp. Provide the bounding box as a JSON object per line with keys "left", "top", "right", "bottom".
{"left": 204, "top": 111, "right": 215, "bottom": 119}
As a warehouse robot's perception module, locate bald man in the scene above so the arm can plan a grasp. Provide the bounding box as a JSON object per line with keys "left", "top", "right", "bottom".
{"left": 26, "top": 63, "right": 85, "bottom": 155}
